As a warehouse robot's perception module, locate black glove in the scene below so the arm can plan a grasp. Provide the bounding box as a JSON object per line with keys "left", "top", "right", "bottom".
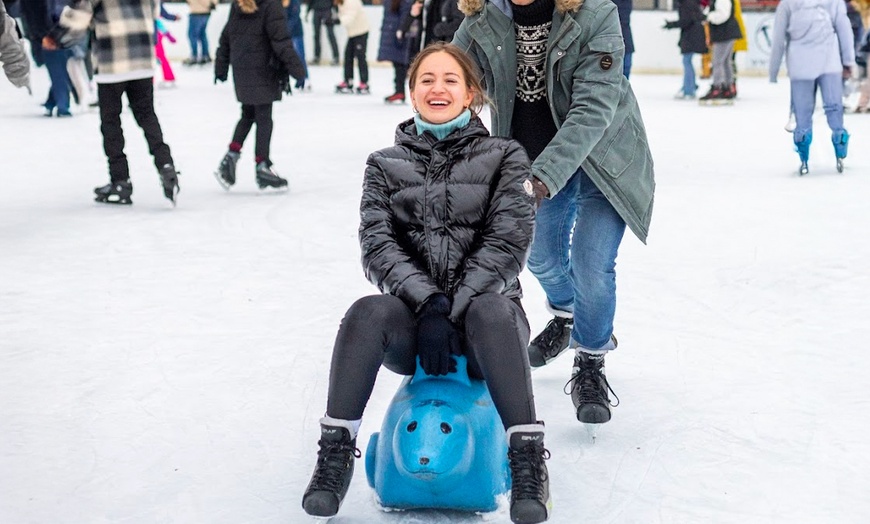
{"left": 663, "top": 20, "right": 677, "bottom": 30}
{"left": 214, "top": 76, "right": 226, "bottom": 84}
{"left": 416, "top": 294, "right": 461, "bottom": 376}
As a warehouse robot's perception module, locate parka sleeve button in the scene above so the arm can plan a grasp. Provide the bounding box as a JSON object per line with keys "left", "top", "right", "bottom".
{"left": 496, "top": 45, "right": 502, "bottom": 51}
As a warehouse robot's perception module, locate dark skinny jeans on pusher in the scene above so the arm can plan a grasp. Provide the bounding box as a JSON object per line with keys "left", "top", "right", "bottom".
{"left": 312, "top": 7, "right": 339, "bottom": 62}
{"left": 97, "top": 78, "right": 173, "bottom": 183}
{"left": 231, "top": 103, "right": 273, "bottom": 163}
{"left": 325, "top": 293, "right": 537, "bottom": 429}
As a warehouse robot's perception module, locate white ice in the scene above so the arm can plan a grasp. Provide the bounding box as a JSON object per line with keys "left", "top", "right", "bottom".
{"left": 2, "top": 62, "right": 870, "bottom": 524}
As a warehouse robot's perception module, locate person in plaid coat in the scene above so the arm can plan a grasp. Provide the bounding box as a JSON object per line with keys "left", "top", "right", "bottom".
{"left": 45, "top": 0, "right": 181, "bottom": 206}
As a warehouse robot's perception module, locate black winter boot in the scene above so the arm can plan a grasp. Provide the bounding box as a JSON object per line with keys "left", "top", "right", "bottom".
{"left": 566, "top": 349, "right": 619, "bottom": 424}
{"left": 507, "top": 423, "right": 551, "bottom": 524}
{"left": 302, "top": 420, "right": 361, "bottom": 517}
{"left": 527, "top": 314, "right": 573, "bottom": 368}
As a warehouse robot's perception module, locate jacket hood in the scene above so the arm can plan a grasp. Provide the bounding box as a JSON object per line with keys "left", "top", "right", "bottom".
{"left": 458, "top": 0, "right": 583, "bottom": 16}
{"left": 237, "top": 0, "right": 258, "bottom": 14}
{"left": 395, "top": 115, "right": 491, "bottom": 150}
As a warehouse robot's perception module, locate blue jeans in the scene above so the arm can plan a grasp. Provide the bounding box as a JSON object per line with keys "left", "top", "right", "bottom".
{"left": 682, "top": 53, "right": 697, "bottom": 96}
{"left": 188, "top": 14, "right": 211, "bottom": 59}
{"left": 527, "top": 168, "right": 626, "bottom": 351}
{"left": 623, "top": 52, "right": 632, "bottom": 79}
{"left": 292, "top": 35, "right": 309, "bottom": 85}
{"left": 791, "top": 73, "right": 845, "bottom": 144}
{"left": 43, "top": 49, "right": 72, "bottom": 114}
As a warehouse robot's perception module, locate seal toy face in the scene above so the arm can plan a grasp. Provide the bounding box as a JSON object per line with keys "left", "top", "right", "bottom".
{"left": 392, "top": 400, "right": 472, "bottom": 488}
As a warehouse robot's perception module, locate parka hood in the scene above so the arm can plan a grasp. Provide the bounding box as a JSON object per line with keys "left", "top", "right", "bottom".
{"left": 458, "top": 0, "right": 583, "bottom": 16}
{"left": 237, "top": 0, "right": 258, "bottom": 14}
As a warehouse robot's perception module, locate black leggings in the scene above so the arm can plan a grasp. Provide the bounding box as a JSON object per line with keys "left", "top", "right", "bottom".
{"left": 325, "top": 293, "right": 536, "bottom": 429}
{"left": 231, "top": 103, "right": 273, "bottom": 163}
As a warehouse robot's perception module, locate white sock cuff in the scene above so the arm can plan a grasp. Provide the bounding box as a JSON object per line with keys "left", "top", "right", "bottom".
{"left": 545, "top": 301, "right": 573, "bottom": 319}
{"left": 505, "top": 422, "right": 546, "bottom": 443}
{"left": 320, "top": 416, "right": 361, "bottom": 439}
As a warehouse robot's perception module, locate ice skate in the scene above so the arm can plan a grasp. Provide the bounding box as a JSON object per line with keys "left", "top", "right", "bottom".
{"left": 158, "top": 164, "right": 180, "bottom": 205}
{"left": 94, "top": 179, "right": 133, "bottom": 205}
{"left": 833, "top": 131, "right": 849, "bottom": 174}
{"left": 565, "top": 350, "right": 619, "bottom": 426}
{"left": 255, "top": 162, "right": 289, "bottom": 190}
{"left": 784, "top": 112, "right": 796, "bottom": 132}
{"left": 335, "top": 81, "right": 353, "bottom": 94}
{"left": 302, "top": 420, "right": 361, "bottom": 518}
{"left": 527, "top": 313, "right": 573, "bottom": 368}
{"left": 355, "top": 82, "right": 370, "bottom": 95}
{"left": 795, "top": 133, "right": 811, "bottom": 177}
{"left": 506, "top": 423, "right": 551, "bottom": 524}
{"left": 214, "top": 151, "right": 240, "bottom": 190}
{"left": 799, "top": 161, "right": 809, "bottom": 176}
{"left": 698, "top": 84, "right": 733, "bottom": 106}
{"left": 384, "top": 92, "right": 405, "bottom": 104}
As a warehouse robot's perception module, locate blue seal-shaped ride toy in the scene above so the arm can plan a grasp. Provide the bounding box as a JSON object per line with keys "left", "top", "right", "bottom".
{"left": 364, "top": 356, "right": 509, "bottom": 512}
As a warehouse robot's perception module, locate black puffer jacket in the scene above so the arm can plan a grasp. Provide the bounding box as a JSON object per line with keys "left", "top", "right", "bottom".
{"left": 360, "top": 116, "right": 535, "bottom": 324}
{"left": 215, "top": 0, "right": 305, "bottom": 105}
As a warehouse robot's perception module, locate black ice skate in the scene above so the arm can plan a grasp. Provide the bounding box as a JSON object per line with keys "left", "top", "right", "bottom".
{"left": 565, "top": 350, "right": 619, "bottom": 427}
{"left": 355, "top": 82, "right": 370, "bottom": 95}
{"left": 527, "top": 315, "right": 573, "bottom": 368}
{"left": 255, "top": 162, "right": 288, "bottom": 190}
{"left": 94, "top": 179, "right": 133, "bottom": 205}
{"left": 302, "top": 422, "right": 361, "bottom": 518}
{"left": 698, "top": 84, "right": 733, "bottom": 106}
{"left": 158, "top": 163, "right": 180, "bottom": 205}
{"left": 214, "top": 151, "right": 240, "bottom": 190}
{"left": 335, "top": 81, "right": 353, "bottom": 94}
{"left": 506, "top": 423, "right": 551, "bottom": 524}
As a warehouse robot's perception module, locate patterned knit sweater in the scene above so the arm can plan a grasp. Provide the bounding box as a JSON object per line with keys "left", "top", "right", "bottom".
{"left": 511, "top": 0, "right": 558, "bottom": 162}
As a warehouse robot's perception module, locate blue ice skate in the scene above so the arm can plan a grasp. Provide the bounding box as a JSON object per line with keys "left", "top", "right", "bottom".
{"left": 833, "top": 130, "right": 849, "bottom": 173}
{"left": 795, "top": 132, "right": 811, "bottom": 175}
{"left": 365, "top": 356, "right": 509, "bottom": 512}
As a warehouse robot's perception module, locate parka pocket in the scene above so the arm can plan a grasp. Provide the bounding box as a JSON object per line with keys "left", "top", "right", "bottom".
{"left": 598, "top": 116, "right": 642, "bottom": 179}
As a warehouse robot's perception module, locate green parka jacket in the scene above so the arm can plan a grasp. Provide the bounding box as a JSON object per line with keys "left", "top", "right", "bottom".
{"left": 453, "top": 0, "right": 654, "bottom": 242}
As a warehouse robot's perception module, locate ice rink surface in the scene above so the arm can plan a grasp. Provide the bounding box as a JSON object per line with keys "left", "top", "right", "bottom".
{"left": 2, "top": 63, "right": 870, "bottom": 523}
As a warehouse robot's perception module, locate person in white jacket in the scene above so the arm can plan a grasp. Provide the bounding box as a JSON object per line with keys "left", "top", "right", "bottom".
{"left": 0, "top": 0, "right": 31, "bottom": 90}
{"left": 334, "top": 0, "right": 370, "bottom": 93}
{"left": 769, "top": 0, "right": 855, "bottom": 175}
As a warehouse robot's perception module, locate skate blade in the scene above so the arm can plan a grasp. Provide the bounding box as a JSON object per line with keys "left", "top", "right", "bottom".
{"left": 94, "top": 195, "right": 132, "bottom": 205}
{"left": 257, "top": 184, "right": 289, "bottom": 192}
{"left": 836, "top": 159, "right": 844, "bottom": 173}
{"left": 583, "top": 423, "right": 600, "bottom": 443}
{"left": 213, "top": 170, "right": 233, "bottom": 191}
{"left": 164, "top": 185, "right": 179, "bottom": 207}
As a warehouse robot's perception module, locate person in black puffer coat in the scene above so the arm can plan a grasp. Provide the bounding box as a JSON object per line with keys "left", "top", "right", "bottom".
{"left": 302, "top": 43, "right": 550, "bottom": 524}
{"left": 214, "top": 0, "right": 305, "bottom": 191}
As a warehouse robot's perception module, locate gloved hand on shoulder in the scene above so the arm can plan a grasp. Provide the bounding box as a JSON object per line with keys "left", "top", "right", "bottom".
{"left": 416, "top": 293, "right": 461, "bottom": 376}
